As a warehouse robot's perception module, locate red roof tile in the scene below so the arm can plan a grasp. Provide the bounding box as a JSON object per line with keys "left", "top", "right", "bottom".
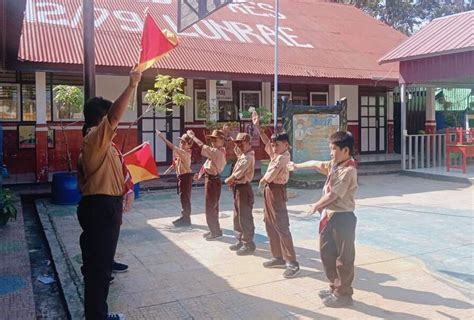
{"left": 379, "top": 10, "right": 474, "bottom": 64}
{"left": 19, "top": 0, "right": 406, "bottom": 81}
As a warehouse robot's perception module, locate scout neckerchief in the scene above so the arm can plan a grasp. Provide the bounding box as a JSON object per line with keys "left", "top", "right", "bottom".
{"left": 197, "top": 146, "right": 226, "bottom": 180}
{"left": 319, "top": 158, "right": 356, "bottom": 234}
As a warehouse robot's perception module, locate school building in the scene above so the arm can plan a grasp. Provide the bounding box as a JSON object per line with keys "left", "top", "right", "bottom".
{"left": 1, "top": 0, "right": 411, "bottom": 182}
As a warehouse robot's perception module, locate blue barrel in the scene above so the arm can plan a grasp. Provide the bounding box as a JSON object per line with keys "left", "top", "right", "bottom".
{"left": 133, "top": 183, "right": 140, "bottom": 199}
{"left": 51, "top": 172, "right": 81, "bottom": 205}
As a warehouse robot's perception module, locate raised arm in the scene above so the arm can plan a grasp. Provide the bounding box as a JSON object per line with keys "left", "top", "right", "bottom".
{"left": 108, "top": 68, "right": 142, "bottom": 129}
{"left": 288, "top": 160, "right": 325, "bottom": 171}
{"left": 155, "top": 130, "right": 177, "bottom": 151}
{"left": 252, "top": 111, "right": 270, "bottom": 145}
{"left": 187, "top": 130, "right": 204, "bottom": 148}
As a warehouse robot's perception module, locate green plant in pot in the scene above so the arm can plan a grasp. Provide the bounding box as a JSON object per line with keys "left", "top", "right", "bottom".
{"left": 51, "top": 85, "right": 84, "bottom": 205}
{"left": 0, "top": 188, "right": 17, "bottom": 227}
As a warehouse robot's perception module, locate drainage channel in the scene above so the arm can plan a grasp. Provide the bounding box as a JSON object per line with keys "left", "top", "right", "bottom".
{"left": 21, "top": 193, "right": 70, "bottom": 319}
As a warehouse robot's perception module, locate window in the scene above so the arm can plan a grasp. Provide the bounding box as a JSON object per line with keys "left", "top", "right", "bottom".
{"left": 271, "top": 91, "right": 292, "bottom": 118}
{"left": 218, "top": 101, "right": 237, "bottom": 121}
{"left": 194, "top": 89, "right": 207, "bottom": 121}
{"left": 310, "top": 92, "right": 328, "bottom": 106}
{"left": 22, "top": 85, "right": 36, "bottom": 121}
{"left": 53, "top": 85, "right": 84, "bottom": 120}
{"left": 0, "top": 84, "right": 20, "bottom": 120}
{"left": 240, "top": 91, "right": 261, "bottom": 119}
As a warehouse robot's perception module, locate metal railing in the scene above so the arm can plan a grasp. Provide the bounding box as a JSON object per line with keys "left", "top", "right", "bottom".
{"left": 403, "top": 133, "right": 446, "bottom": 170}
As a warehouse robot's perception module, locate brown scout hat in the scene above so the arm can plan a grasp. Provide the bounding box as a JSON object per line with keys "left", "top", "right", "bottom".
{"left": 205, "top": 129, "right": 226, "bottom": 140}
{"left": 179, "top": 133, "right": 194, "bottom": 145}
{"left": 232, "top": 132, "right": 251, "bottom": 143}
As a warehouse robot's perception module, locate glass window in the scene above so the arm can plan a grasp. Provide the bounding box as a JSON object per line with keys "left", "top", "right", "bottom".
{"left": 240, "top": 91, "right": 261, "bottom": 119}
{"left": 53, "top": 85, "right": 84, "bottom": 120}
{"left": 22, "top": 85, "right": 36, "bottom": 121}
{"left": 218, "top": 101, "right": 237, "bottom": 121}
{"left": 310, "top": 92, "right": 328, "bottom": 106}
{"left": 194, "top": 89, "right": 207, "bottom": 121}
{"left": 0, "top": 84, "right": 20, "bottom": 120}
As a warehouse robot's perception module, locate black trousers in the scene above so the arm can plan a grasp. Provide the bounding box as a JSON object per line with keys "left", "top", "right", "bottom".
{"left": 78, "top": 195, "right": 123, "bottom": 320}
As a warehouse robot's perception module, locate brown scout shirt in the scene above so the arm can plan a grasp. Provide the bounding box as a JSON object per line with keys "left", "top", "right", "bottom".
{"left": 78, "top": 116, "right": 124, "bottom": 196}
{"left": 231, "top": 150, "right": 255, "bottom": 184}
{"left": 318, "top": 160, "right": 358, "bottom": 216}
{"left": 262, "top": 142, "right": 291, "bottom": 184}
{"left": 173, "top": 147, "right": 192, "bottom": 176}
{"left": 201, "top": 145, "right": 226, "bottom": 176}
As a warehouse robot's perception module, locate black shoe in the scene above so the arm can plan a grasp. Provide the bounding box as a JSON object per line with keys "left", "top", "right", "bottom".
{"left": 262, "top": 258, "right": 286, "bottom": 269}
{"left": 112, "top": 261, "right": 128, "bottom": 273}
{"left": 318, "top": 289, "right": 334, "bottom": 299}
{"left": 322, "top": 294, "right": 354, "bottom": 308}
{"left": 109, "top": 276, "right": 115, "bottom": 284}
{"left": 172, "top": 217, "right": 191, "bottom": 227}
{"left": 107, "top": 313, "right": 125, "bottom": 320}
{"left": 283, "top": 263, "right": 300, "bottom": 279}
{"left": 205, "top": 233, "right": 223, "bottom": 241}
{"left": 236, "top": 244, "right": 255, "bottom": 256}
{"left": 229, "top": 242, "right": 243, "bottom": 251}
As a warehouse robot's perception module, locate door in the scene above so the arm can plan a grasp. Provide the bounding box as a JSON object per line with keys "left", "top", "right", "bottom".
{"left": 139, "top": 91, "right": 183, "bottom": 165}
{"left": 359, "top": 93, "right": 386, "bottom": 154}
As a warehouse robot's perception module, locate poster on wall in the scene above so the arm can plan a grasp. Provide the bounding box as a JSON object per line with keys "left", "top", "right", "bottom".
{"left": 48, "top": 128, "right": 55, "bottom": 148}
{"left": 18, "top": 125, "right": 36, "bottom": 149}
{"left": 292, "top": 114, "right": 340, "bottom": 163}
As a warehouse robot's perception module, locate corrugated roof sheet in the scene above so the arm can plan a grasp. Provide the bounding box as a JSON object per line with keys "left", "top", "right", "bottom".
{"left": 380, "top": 10, "right": 474, "bottom": 64}
{"left": 19, "top": 0, "right": 406, "bottom": 81}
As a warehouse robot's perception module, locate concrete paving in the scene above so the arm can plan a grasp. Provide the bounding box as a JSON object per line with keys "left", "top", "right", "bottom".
{"left": 35, "top": 174, "right": 473, "bottom": 319}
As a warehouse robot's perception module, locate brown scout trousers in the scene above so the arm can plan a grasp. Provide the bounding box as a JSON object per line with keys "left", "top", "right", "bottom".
{"left": 319, "top": 212, "right": 357, "bottom": 296}
{"left": 263, "top": 183, "right": 297, "bottom": 262}
{"left": 177, "top": 173, "right": 193, "bottom": 218}
{"left": 233, "top": 183, "right": 255, "bottom": 246}
{"left": 205, "top": 175, "right": 222, "bottom": 235}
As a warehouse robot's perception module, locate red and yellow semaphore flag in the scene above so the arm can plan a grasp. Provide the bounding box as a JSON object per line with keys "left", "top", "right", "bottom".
{"left": 124, "top": 142, "right": 159, "bottom": 183}
{"left": 136, "top": 12, "right": 178, "bottom": 72}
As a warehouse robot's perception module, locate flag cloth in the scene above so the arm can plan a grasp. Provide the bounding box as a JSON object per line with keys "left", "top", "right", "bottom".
{"left": 136, "top": 13, "right": 178, "bottom": 72}
{"left": 124, "top": 142, "right": 159, "bottom": 183}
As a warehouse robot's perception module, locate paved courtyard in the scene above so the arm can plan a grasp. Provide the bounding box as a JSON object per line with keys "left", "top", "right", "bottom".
{"left": 35, "top": 174, "right": 473, "bottom": 319}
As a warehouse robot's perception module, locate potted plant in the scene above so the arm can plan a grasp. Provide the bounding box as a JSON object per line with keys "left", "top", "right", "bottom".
{"left": 0, "top": 188, "right": 17, "bottom": 227}
{"left": 51, "top": 85, "right": 84, "bottom": 205}
{"left": 241, "top": 107, "right": 273, "bottom": 174}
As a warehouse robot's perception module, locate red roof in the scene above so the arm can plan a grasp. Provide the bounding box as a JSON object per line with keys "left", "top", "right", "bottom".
{"left": 380, "top": 10, "right": 474, "bottom": 64}
{"left": 19, "top": 0, "right": 406, "bottom": 82}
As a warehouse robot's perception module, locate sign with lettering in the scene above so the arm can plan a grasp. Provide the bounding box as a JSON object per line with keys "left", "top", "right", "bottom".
{"left": 24, "top": 0, "right": 314, "bottom": 49}
{"left": 216, "top": 81, "right": 233, "bottom": 101}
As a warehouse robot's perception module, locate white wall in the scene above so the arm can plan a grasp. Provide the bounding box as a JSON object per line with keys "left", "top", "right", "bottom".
{"left": 95, "top": 75, "right": 137, "bottom": 123}
{"left": 338, "top": 85, "right": 359, "bottom": 122}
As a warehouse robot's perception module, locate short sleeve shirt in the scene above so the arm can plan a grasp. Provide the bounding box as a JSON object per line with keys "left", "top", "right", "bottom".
{"left": 201, "top": 145, "right": 226, "bottom": 175}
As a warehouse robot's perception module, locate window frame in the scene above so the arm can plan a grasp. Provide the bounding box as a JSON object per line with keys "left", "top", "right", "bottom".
{"left": 239, "top": 90, "right": 262, "bottom": 120}
{"left": 0, "top": 83, "right": 21, "bottom": 121}
{"left": 52, "top": 85, "right": 85, "bottom": 122}
{"left": 271, "top": 91, "right": 292, "bottom": 119}
{"left": 194, "top": 89, "right": 208, "bottom": 121}
{"left": 310, "top": 91, "right": 329, "bottom": 106}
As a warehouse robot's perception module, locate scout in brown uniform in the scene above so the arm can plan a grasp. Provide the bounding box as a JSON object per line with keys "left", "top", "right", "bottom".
{"left": 224, "top": 133, "right": 256, "bottom": 255}
{"left": 186, "top": 129, "right": 226, "bottom": 241}
{"left": 288, "top": 131, "right": 357, "bottom": 308}
{"left": 252, "top": 112, "right": 300, "bottom": 278}
{"left": 156, "top": 130, "right": 194, "bottom": 227}
{"left": 77, "top": 69, "right": 141, "bottom": 320}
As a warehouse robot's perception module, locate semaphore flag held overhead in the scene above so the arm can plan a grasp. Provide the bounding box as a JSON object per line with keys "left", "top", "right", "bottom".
{"left": 136, "top": 12, "right": 178, "bottom": 73}
{"left": 124, "top": 142, "right": 159, "bottom": 183}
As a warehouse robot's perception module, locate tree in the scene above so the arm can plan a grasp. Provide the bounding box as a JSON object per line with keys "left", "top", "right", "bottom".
{"left": 331, "top": 0, "right": 474, "bottom": 35}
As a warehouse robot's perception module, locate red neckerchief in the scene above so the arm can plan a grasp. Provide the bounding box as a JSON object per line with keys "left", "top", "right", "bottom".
{"left": 319, "top": 158, "right": 356, "bottom": 234}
